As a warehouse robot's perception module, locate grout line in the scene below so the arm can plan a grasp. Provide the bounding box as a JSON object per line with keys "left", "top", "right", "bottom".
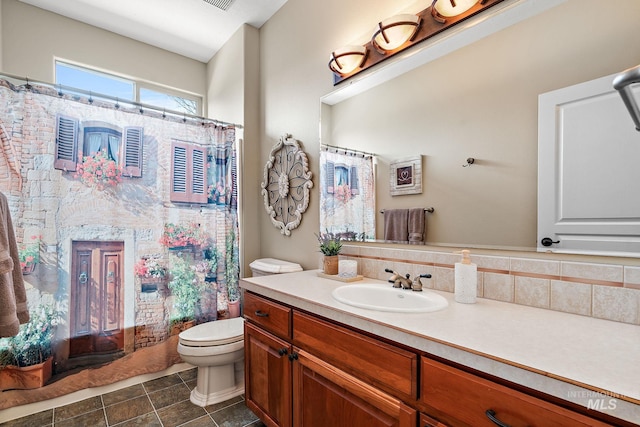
{"left": 141, "top": 382, "right": 165, "bottom": 427}
{"left": 100, "top": 395, "right": 108, "bottom": 426}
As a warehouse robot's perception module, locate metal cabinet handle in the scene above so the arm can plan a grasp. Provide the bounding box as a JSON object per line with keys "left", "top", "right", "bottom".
{"left": 288, "top": 352, "right": 298, "bottom": 361}
{"left": 278, "top": 348, "right": 288, "bottom": 356}
{"left": 255, "top": 310, "right": 269, "bottom": 317}
{"left": 485, "top": 410, "right": 512, "bottom": 427}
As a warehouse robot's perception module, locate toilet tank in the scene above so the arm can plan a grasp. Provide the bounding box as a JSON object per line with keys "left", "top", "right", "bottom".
{"left": 249, "top": 258, "right": 303, "bottom": 277}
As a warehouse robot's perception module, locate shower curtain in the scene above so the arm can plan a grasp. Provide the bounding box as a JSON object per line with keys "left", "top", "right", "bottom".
{"left": 319, "top": 149, "right": 375, "bottom": 240}
{"left": 0, "top": 78, "right": 239, "bottom": 408}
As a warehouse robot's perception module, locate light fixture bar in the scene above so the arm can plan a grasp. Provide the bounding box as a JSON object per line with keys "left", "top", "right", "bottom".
{"left": 330, "top": 0, "right": 504, "bottom": 85}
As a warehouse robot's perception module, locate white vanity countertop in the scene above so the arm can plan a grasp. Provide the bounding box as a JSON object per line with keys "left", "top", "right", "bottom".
{"left": 240, "top": 270, "right": 640, "bottom": 424}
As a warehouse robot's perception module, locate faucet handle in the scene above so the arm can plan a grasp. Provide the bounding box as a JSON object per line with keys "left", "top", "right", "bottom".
{"left": 411, "top": 273, "right": 431, "bottom": 291}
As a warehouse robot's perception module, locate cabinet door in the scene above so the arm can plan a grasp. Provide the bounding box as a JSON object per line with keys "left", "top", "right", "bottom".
{"left": 245, "top": 322, "right": 292, "bottom": 427}
{"left": 293, "top": 349, "right": 417, "bottom": 427}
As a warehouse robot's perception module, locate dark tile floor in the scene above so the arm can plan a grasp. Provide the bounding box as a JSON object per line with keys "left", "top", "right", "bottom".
{"left": 1, "top": 368, "right": 265, "bottom": 427}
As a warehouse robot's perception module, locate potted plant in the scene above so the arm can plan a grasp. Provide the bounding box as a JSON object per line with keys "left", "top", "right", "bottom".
{"left": 0, "top": 303, "right": 62, "bottom": 391}
{"left": 133, "top": 257, "right": 167, "bottom": 283}
{"left": 18, "top": 235, "right": 42, "bottom": 275}
{"left": 134, "top": 256, "right": 167, "bottom": 280}
{"left": 167, "top": 255, "right": 201, "bottom": 333}
{"left": 316, "top": 231, "right": 342, "bottom": 275}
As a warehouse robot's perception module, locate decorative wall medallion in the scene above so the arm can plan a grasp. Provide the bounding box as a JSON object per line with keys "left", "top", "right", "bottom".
{"left": 261, "top": 134, "right": 313, "bottom": 235}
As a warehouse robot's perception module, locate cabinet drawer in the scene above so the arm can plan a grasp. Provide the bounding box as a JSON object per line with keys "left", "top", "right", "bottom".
{"left": 421, "top": 358, "right": 611, "bottom": 427}
{"left": 244, "top": 292, "right": 292, "bottom": 339}
{"left": 293, "top": 311, "right": 418, "bottom": 400}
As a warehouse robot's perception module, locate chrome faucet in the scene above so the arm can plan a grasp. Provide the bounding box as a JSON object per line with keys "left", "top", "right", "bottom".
{"left": 385, "top": 269, "right": 431, "bottom": 291}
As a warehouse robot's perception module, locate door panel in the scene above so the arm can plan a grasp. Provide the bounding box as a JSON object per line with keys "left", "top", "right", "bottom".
{"left": 245, "top": 322, "right": 292, "bottom": 427}
{"left": 538, "top": 73, "right": 640, "bottom": 256}
{"left": 70, "top": 241, "right": 124, "bottom": 357}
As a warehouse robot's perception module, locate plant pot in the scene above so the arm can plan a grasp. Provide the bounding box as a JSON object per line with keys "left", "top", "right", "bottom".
{"left": 323, "top": 255, "right": 339, "bottom": 275}
{"left": 0, "top": 357, "right": 53, "bottom": 391}
{"left": 228, "top": 299, "right": 241, "bottom": 318}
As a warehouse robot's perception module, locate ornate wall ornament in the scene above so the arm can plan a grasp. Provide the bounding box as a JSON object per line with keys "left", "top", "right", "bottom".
{"left": 261, "top": 134, "right": 313, "bottom": 235}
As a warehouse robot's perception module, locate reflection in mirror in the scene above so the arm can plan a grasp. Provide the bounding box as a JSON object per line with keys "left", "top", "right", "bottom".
{"left": 319, "top": 145, "right": 376, "bottom": 241}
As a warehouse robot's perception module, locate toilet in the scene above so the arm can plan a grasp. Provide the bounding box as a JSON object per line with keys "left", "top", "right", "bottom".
{"left": 249, "top": 257, "right": 302, "bottom": 276}
{"left": 177, "top": 317, "right": 245, "bottom": 407}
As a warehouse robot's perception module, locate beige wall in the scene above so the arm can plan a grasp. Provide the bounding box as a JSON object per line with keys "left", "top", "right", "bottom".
{"left": 1, "top": 0, "right": 205, "bottom": 97}
{"left": 206, "top": 24, "right": 261, "bottom": 276}
{"left": 258, "top": 0, "right": 640, "bottom": 268}
{"left": 2, "top": 0, "right": 639, "bottom": 272}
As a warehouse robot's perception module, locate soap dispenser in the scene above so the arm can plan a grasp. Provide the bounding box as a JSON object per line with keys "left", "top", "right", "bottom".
{"left": 454, "top": 250, "right": 477, "bottom": 304}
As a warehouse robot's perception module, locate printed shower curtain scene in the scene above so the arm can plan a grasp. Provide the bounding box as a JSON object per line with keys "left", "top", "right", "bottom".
{"left": 0, "top": 78, "right": 239, "bottom": 408}
{"left": 319, "top": 149, "right": 375, "bottom": 240}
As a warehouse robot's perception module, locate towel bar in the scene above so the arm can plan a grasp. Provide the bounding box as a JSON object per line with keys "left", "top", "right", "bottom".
{"left": 380, "top": 207, "right": 434, "bottom": 214}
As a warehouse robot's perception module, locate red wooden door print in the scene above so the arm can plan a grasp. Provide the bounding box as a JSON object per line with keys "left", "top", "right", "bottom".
{"left": 70, "top": 241, "right": 124, "bottom": 357}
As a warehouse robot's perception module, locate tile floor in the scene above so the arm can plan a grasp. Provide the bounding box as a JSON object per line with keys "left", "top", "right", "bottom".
{"left": 0, "top": 368, "right": 265, "bottom": 427}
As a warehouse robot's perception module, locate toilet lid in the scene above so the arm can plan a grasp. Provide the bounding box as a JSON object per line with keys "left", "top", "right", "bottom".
{"left": 178, "top": 317, "right": 244, "bottom": 347}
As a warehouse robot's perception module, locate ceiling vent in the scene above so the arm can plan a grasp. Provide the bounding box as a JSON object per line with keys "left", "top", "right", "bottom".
{"left": 202, "top": 0, "right": 235, "bottom": 11}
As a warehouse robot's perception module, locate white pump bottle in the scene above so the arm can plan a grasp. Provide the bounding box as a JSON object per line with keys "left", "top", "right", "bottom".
{"left": 454, "top": 249, "right": 477, "bottom": 304}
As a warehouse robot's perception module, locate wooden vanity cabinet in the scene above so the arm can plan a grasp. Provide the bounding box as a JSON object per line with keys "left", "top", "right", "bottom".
{"left": 244, "top": 290, "right": 620, "bottom": 427}
{"left": 244, "top": 291, "right": 417, "bottom": 427}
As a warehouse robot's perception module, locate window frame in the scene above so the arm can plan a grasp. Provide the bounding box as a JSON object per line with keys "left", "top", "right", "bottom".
{"left": 54, "top": 60, "right": 202, "bottom": 116}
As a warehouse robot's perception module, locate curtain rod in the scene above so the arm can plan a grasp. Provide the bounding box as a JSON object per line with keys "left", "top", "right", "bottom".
{"left": 0, "top": 72, "right": 242, "bottom": 129}
{"left": 321, "top": 143, "right": 375, "bottom": 158}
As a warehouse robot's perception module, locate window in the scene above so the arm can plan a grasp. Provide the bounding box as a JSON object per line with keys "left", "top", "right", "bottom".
{"left": 140, "top": 88, "right": 198, "bottom": 116}
{"left": 324, "top": 161, "right": 360, "bottom": 195}
{"left": 170, "top": 141, "right": 207, "bottom": 204}
{"left": 56, "top": 62, "right": 134, "bottom": 102}
{"left": 83, "top": 126, "right": 122, "bottom": 161}
{"left": 55, "top": 61, "right": 201, "bottom": 115}
{"left": 54, "top": 115, "right": 143, "bottom": 178}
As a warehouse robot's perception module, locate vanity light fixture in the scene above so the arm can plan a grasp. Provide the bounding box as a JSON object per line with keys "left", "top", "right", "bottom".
{"left": 431, "top": 0, "right": 484, "bottom": 24}
{"left": 372, "top": 14, "right": 421, "bottom": 53}
{"left": 328, "top": 45, "right": 368, "bottom": 76}
{"left": 329, "top": 0, "right": 503, "bottom": 85}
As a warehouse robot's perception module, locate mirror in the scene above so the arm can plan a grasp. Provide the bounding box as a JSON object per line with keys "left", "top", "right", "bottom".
{"left": 319, "top": 0, "right": 638, "bottom": 254}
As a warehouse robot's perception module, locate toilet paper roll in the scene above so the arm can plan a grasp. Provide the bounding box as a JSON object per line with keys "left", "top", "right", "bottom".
{"left": 454, "top": 263, "right": 477, "bottom": 304}
{"left": 338, "top": 260, "right": 358, "bottom": 278}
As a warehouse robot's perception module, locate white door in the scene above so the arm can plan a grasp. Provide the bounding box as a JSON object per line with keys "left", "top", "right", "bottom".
{"left": 537, "top": 73, "right": 640, "bottom": 256}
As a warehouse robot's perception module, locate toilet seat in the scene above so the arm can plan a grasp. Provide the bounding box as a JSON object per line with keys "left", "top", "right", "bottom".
{"left": 179, "top": 317, "right": 244, "bottom": 347}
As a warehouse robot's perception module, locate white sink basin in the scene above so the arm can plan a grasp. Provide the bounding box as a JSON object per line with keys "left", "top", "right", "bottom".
{"left": 331, "top": 284, "right": 448, "bottom": 313}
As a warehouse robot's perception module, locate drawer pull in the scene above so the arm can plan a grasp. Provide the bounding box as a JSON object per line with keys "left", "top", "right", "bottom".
{"left": 278, "top": 348, "right": 288, "bottom": 356}
{"left": 485, "top": 410, "right": 511, "bottom": 427}
{"left": 255, "top": 310, "right": 269, "bottom": 317}
{"left": 288, "top": 352, "right": 299, "bottom": 361}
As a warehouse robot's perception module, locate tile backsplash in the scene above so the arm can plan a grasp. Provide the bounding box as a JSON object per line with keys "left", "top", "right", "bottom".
{"left": 340, "top": 244, "right": 640, "bottom": 325}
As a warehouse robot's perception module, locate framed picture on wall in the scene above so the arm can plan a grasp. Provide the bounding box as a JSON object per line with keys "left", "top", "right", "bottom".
{"left": 389, "top": 155, "right": 422, "bottom": 196}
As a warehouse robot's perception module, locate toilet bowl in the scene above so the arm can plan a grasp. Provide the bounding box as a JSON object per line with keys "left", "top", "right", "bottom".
{"left": 177, "top": 317, "right": 245, "bottom": 407}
